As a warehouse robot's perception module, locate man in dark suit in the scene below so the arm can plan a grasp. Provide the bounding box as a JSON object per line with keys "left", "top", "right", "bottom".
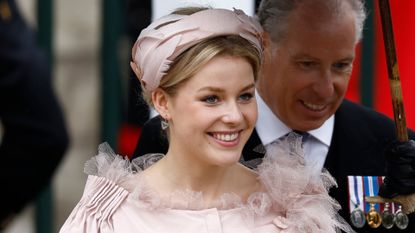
{"left": 0, "top": 0, "right": 69, "bottom": 228}
{"left": 132, "top": 0, "right": 415, "bottom": 232}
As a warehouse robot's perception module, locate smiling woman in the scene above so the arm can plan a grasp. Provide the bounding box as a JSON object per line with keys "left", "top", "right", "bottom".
{"left": 157, "top": 55, "right": 257, "bottom": 168}
{"left": 59, "top": 6, "right": 352, "bottom": 233}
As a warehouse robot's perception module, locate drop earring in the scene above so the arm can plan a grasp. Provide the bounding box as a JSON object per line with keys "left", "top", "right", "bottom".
{"left": 161, "top": 118, "right": 169, "bottom": 130}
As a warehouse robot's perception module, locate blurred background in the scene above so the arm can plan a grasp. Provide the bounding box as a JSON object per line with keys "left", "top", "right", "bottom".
{"left": 1, "top": 0, "right": 414, "bottom": 232}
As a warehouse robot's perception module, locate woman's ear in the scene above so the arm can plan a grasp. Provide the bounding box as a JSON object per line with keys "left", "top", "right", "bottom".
{"left": 152, "top": 88, "right": 171, "bottom": 120}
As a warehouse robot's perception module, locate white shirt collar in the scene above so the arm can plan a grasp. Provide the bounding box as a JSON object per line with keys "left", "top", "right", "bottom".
{"left": 255, "top": 91, "right": 334, "bottom": 147}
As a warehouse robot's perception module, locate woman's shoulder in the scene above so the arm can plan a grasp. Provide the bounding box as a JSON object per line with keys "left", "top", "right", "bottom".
{"left": 59, "top": 143, "right": 165, "bottom": 233}
{"left": 83, "top": 142, "right": 163, "bottom": 189}
{"left": 76, "top": 143, "right": 165, "bottom": 202}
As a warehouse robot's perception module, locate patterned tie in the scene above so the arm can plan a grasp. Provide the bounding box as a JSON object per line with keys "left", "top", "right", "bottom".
{"left": 257, "top": 131, "right": 310, "bottom": 156}
{"left": 264, "top": 131, "right": 307, "bottom": 154}
{"left": 284, "top": 131, "right": 304, "bottom": 153}
{"left": 292, "top": 130, "right": 310, "bottom": 145}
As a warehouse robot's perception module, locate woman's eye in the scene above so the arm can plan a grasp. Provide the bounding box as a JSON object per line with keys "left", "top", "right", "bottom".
{"left": 239, "top": 93, "right": 254, "bottom": 102}
{"left": 202, "top": 95, "right": 219, "bottom": 104}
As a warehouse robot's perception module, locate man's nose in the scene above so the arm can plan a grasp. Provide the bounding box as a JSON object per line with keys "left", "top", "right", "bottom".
{"left": 313, "top": 71, "right": 334, "bottom": 98}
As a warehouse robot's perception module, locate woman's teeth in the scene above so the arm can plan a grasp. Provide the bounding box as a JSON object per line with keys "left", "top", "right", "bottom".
{"left": 212, "top": 133, "right": 239, "bottom": 141}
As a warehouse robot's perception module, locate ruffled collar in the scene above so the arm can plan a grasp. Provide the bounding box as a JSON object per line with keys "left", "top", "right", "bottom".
{"left": 129, "top": 156, "right": 274, "bottom": 215}
{"left": 85, "top": 143, "right": 274, "bottom": 214}
{"left": 84, "top": 142, "right": 355, "bottom": 232}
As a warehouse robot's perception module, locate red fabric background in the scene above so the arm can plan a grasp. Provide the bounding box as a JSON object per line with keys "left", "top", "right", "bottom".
{"left": 346, "top": 1, "right": 415, "bottom": 130}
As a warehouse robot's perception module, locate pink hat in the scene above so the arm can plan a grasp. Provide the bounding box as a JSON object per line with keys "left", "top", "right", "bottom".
{"left": 132, "top": 8, "right": 263, "bottom": 92}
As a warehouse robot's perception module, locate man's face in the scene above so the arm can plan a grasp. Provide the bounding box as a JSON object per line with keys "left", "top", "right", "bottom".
{"left": 257, "top": 4, "right": 358, "bottom": 131}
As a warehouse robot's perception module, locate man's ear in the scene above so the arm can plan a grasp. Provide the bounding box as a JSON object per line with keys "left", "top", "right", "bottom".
{"left": 152, "top": 88, "right": 171, "bottom": 120}
{"left": 262, "top": 31, "right": 273, "bottom": 58}
{"left": 260, "top": 31, "right": 275, "bottom": 69}
{"left": 262, "top": 31, "right": 271, "bottom": 50}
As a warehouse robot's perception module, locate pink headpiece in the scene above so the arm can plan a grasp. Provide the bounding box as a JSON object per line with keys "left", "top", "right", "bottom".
{"left": 132, "top": 8, "right": 263, "bottom": 92}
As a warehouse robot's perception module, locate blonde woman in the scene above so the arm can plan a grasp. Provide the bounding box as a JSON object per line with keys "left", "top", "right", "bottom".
{"left": 60, "top": 7, "right": 351, "bottom": 233}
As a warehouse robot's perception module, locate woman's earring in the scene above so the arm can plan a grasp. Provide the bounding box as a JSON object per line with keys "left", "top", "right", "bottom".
{"left": 161, "top": 118, "right": 169, "bottom": 130}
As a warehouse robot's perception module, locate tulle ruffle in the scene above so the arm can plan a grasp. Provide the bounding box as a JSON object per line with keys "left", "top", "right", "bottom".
{"left": 84, "top": 142, "right": 272, "bottom": 212}
{"left": 84, "top": 140, "right": 354, "bottom": 232}
{"left": 260, "top": 133, "right": 355, "bottom": 233}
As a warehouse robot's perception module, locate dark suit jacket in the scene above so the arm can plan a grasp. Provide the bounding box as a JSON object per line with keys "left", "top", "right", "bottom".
{"left": 0, "top": 0, "right": 69, "bottom": 223}
{"left": 133, "top": 99, "right": 415, "bottom": 232}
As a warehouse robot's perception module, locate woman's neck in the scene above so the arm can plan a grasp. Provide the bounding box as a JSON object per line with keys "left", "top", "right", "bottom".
{"left": 142, "top": 150, "right": 259, "bottom": 206}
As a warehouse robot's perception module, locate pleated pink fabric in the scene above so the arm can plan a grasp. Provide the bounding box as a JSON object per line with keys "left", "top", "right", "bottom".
{"left": 59, "top": 139, "right": 354, "bottom": 233}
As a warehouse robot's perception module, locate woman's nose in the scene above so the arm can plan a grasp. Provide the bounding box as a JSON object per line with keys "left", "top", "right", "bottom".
{"left": 222, "top": 102, "right": 243, "bottom": 123}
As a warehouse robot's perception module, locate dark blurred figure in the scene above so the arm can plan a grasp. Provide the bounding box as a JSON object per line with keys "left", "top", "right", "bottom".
{"left": 126, "top": 0, "right": 151, "bottom": 125}
{"left": 0, "top": 0, "right": 69, "bottom": 228}
{"left": 117, "top": 0, "right": 151, "bottom": 157}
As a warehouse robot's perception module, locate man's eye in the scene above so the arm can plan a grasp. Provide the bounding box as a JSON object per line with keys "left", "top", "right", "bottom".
{"left": 202, "top": 95, "right": 219, "bottom": 104}
{"left": 333, "top": 62, "right": 352, "bottom": 70}
{"left": 333, "top": 62, "right": 352, "bottom": 72}
{"left": 297, "top": 61, "right": 316, "bottom": 69}
{"left": 333, "top": 62, "right": 348, "bottom": 69}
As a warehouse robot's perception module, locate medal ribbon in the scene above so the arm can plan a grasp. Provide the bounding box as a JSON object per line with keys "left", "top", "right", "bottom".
{"left": 348, "top": 176, "right": 364, "bottom": 213}
{"left": 363, "top": 176, "right": 370, "bottom": 212}
{"left": 381, "top": 176, "right": 396, "bottom": 213}
{"left": 363, "top": 176, "right": 380, "bottom": 212}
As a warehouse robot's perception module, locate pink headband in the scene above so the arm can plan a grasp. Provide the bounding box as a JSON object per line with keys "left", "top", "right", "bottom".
{"left": 132, "top": 8, "right": 263, "bottom": 92}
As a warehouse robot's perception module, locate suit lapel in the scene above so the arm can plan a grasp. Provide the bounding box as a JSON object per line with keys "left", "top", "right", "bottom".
{"left": 324, "top": 100, "right": 386, "bottom": 177}
{"left": 242, "top": 129, "right": 265, "bottom": 161}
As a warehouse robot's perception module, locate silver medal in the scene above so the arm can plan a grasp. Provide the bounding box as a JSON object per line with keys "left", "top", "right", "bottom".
{"left": 350, "top": 208, "right": 366, "bottom": 228}
{"left": 395, "top": 205, "right": 409, "bottom": 230}
{"left": 349, "top": 176, "right": 366, "bottom": 228}
{"left": 381, "top": 202, "right": 394, "bottom": 229}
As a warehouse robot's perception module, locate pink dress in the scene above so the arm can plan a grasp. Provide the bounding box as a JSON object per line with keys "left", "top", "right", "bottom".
{"left": 59, "top": 140, "right": 354, "bottom": 233}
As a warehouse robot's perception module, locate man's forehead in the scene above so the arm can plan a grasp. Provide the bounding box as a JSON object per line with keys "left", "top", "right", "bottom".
{"left": 291, "top": 0, "right": 355, "bottom": 26}
{"left": 288, "top": 50, "right": 355, "bottom": 62}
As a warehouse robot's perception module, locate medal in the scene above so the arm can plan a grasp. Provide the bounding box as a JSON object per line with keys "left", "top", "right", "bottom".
{"left": 348, "top": 176, "right": 365, "bottom": 228}
{"left": 350, "top": 207, "right": 366, "bottom": 228}
{"left": 364, "top": 176, "right": 382, "bottom": 228}
{"left": 381, "top": 202, "right": 394, "bottom": 229}
{"left": 366, "top": 203, "right": 382, "bottom": 228}
{"left": 395, "top": 205, "right": 409, "bottom": 230}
